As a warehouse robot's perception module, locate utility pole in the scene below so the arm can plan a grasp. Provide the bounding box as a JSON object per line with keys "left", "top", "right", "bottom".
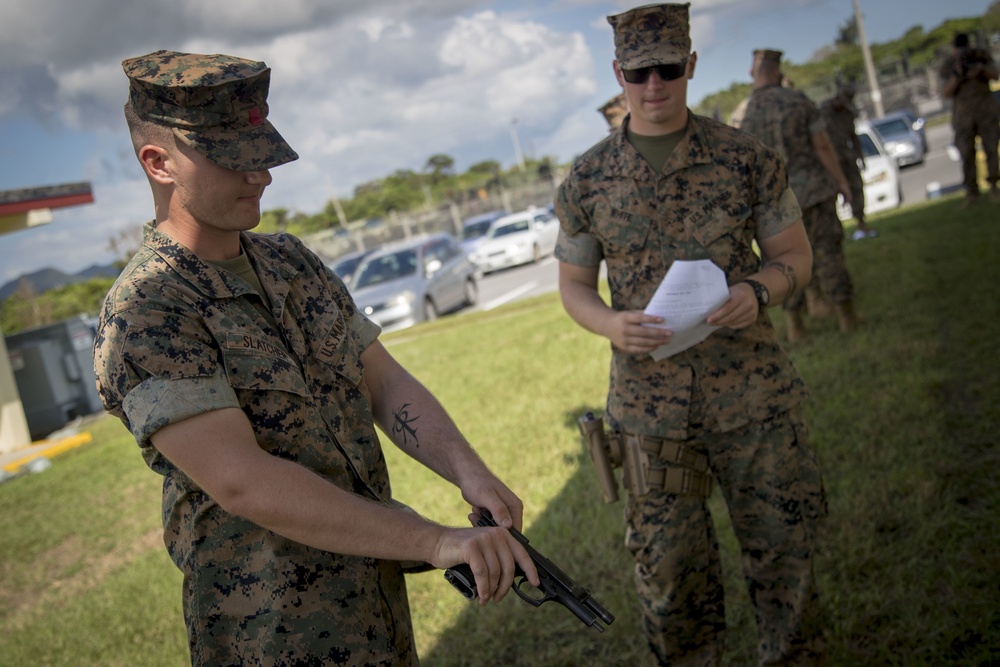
{"left": 509, "top": 118, "right": 526, "bottom": 172}
{"left": 853, "top": 0, "right": 884, "bottom": 117}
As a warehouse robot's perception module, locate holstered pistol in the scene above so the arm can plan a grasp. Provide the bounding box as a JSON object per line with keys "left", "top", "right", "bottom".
{"left": 578, "top": 412, "right": 621, "bottom": 504}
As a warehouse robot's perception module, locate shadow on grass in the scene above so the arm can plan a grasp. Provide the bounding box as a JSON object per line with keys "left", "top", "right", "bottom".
{"left": 418, "top": 403, "right": 643, "bottom": 667}
{"left": 417, "top": 404, "right": 760, "bottom": 667}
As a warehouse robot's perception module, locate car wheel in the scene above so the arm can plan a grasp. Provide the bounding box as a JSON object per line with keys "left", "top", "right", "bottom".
{"left": 463, "top": 277, "right": 478, "bottom": 307}
{"left": 423, "top": 298, "right": 438, "bottom": 322}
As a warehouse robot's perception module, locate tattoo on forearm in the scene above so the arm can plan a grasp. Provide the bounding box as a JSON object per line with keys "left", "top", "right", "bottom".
{"left": 764, "top": 261, "right": 798, "bottom": 301}
{"left": 392, "top": 403, "right": 420, "bottom": 447}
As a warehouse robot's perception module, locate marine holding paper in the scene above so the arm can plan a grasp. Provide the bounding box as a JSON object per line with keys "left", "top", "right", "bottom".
{"left": 553, "top": 4, "right": 829, "bottom": 665}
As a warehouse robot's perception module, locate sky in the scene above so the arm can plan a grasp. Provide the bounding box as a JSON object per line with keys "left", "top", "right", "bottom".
{"left": 0, "top": 0, "right": 992, "bottom": 284}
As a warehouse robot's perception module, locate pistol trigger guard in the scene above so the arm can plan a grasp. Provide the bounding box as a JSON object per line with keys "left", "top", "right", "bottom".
{"left": 513, "top": 576, "right": 555, "bottom": 608}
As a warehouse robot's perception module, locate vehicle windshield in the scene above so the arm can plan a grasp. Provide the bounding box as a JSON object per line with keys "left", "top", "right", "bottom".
{"left": 491, "top": 220, "right": 530, "bottom": 238}
{"left": 353, "top": 249, "right": 418, "bottom": 289}
{"left": 858, "top": 133, "right": 881, "bottom": 159}
{"left": 332, "top": 256, "right": 365, "bottom": 277}
{"left": 873, "top": 118, "right": 910, "bottom": 138}
{"left": 462, "top": 220, "right": 494, "bottom": 240}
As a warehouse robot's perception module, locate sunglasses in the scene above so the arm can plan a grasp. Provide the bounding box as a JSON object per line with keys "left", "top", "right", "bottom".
{"left": 621, "top": 60, "right": 688, "bottom": 84}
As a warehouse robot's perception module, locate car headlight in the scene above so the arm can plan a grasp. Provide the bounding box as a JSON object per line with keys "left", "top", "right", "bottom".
{"left": 391, "top": 291, "right": 415, "bottom": 307}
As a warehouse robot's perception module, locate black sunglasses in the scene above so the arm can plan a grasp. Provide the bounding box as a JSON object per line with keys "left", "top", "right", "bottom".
{"left": 621, "top": 60, "right": 688, "bottom": 84}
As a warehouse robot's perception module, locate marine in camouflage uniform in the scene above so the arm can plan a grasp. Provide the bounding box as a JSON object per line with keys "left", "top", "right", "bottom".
{"left": 738, "top": 49, "right": 859, "bottom": 340}
{"left": 600, "top": 92, "right": 629, "bottom": 131}
{"left": 819, "top": 84, "right": 875, "bottom": 238}
{"left": 95, "top": 50, "right": 536, "bottom": 667}
{"left": 555, "top": 6, "right": 827, "bottom": 665}
{"left": 939, "top": 33, "right": 1000, "bottom": 203}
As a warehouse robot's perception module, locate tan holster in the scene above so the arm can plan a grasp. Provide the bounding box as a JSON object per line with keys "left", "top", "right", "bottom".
{"left": 578, "top": 413, "right": 713, "bottom": 502}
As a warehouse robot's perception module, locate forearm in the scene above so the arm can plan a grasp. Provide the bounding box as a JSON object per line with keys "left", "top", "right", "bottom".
{"left": 366, "top": 356, "right": 489, "bottom": 487}
{"left": 813, "top": 131, "right": 849, "bottom": 189}
{"left": 233, "top": 452, "right": 448, "bottom": 560}
{"left": 942, "top": 74, "right": 959, "bottom": 98}
{"left": 152, "top": 408, "right": 448, "bottom": 563}
{"left": 558, "top": 263, "right": 613, "bottom": 338}
{"left": 755, "top": 221, "right": 813, "bottom": 305}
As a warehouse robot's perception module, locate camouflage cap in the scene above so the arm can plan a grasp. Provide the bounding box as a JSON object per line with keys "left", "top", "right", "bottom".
{"left": 753, "top": 49, "right": 784, "bottom": 66}
{"left": 122, "top": 50, "right": 298, "bottom": 171}
{"left": 599, "top": 92, "right": 629, "bottom": 130}
{"left": 608, "top": 3, "right": 691, "bottom": 70}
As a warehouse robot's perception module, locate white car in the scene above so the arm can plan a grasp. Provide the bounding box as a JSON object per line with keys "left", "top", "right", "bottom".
{"left": 837, "top": 119, "right": 902, "bottom": 221}
{"left": 466, "top": 207, "right": 559, "bottom": 274}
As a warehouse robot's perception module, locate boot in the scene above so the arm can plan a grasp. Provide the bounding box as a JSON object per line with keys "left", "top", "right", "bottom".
{"left": 785, "top": 309, "right": 806, "bottom": 343}
{"left": 835, "top": 301, "right": 860, "bottom": 333}
{"left": 805, "top": 286, "right": 834, "bottom": 318}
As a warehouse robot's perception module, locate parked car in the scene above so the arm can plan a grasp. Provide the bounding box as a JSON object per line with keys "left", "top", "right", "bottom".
{"left": 837, "top": 119, "right": 902, "bottom": 221}
{"left": 350, "top": 234, "right": 477, "bottom": 332}
{"left": 869, "top": 111, "right": 926, "bottom": 167}
{"left": 460, "top": 210, "right": 508, "bottom": 254}
{"left": 329, "top": 248, "right": 375, "bottom": 287}
{"left": 896, "top": 109, "right": 928, "bottom": 152}
{"left": 466, "top": 207, "right": 559, "bottom": 274}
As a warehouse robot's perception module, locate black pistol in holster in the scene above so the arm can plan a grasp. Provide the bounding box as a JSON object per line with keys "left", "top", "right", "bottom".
{"left": 578, "top": 411, "right": 713, "bottom": 502}
{"left": 443, "top": 510, "right": 615, "bottom": 632}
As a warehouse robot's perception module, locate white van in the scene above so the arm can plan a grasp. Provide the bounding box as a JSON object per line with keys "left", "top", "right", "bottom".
{"left": 836, "top": 119, "right": 902, "bottom": 221}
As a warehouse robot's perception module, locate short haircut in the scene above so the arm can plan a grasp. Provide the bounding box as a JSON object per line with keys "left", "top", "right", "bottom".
{"left": 123, "top": 103, "right": 174, "bottom": 156}
{"left": 954, "top": 33, "right": 969, "bottom": 48}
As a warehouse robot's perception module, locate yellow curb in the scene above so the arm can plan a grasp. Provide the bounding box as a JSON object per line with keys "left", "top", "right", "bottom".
{"left": 1, "top": 432, "right": 93, "bottom": 473}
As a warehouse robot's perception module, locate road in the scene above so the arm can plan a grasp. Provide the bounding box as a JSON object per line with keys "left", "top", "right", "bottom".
{"left": 472, "top": 121, "right": 965, "bottom": 314}
{"left": 897, "top": 122, "right": 963, "bottom": 204}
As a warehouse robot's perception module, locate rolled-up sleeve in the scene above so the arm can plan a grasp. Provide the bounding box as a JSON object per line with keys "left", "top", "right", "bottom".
{"left": 752, "top": 145, "right": 803, "bottom": 240}
{"left": 554, "top": 175, "right": 604, "bottom": 266}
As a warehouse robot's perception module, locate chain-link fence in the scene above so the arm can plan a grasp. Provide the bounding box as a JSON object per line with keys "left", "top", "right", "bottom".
{"left": 302, "top": 176, "right": 563, "bottom": 261}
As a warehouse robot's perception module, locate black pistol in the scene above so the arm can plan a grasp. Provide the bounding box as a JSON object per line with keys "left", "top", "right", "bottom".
{"left": 443, "top": 510, "right": 615, "bottom": 632}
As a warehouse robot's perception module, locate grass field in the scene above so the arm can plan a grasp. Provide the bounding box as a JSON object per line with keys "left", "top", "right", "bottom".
{"left": 1, "top": 193, "right": 998, "bottom": 666}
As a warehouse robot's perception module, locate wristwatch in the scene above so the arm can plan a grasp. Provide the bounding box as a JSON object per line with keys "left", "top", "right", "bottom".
{"left": 742, "top": 279, "right": 770, "bottom": 309}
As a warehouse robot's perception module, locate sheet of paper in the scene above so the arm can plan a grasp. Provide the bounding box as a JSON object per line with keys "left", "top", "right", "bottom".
{"left": 642, "top": 259, "right": 731, "bottom": 361}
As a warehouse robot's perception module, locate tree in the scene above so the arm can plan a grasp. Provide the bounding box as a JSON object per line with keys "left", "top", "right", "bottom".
{"left": 424, "top": 154, "right": 455, "bottom": 179}
{"left": 106, "top": 224, "right": 144, "bottom": 267}
{"left": 0, "top": 278, "right": 117, "bottom": 335}
{"left": 467, "top": 160, "right": 501, "bottom": 175}
{"left": 836, "top": 17, "right": 859, "bottom": 47}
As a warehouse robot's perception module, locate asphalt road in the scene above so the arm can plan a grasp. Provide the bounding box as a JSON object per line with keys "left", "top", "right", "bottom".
{"left": 474, "top": 121, "right": 967, "bottom": 313}
{"left": 897, "top": 122, "right": 964, "bottom": 204}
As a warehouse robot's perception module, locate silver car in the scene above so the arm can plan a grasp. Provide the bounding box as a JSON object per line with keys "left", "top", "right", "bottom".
{"left": 350, "top": 234, "right": 478, "bottom": 332}
{"left": 466, "top": 207, "right": 559, "bottom": 274}
{"left": 870, "top": 111, "right": 927, "bottom": 168}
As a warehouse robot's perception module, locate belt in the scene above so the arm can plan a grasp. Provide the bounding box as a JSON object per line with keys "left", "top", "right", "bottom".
{"left": 608, "top": 431, "right": 714, "bottom": 498}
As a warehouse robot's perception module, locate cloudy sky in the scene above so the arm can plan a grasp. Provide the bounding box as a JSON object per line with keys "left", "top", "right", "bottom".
{"left": 0, "top": 0, "right": 991, "bottom": 283}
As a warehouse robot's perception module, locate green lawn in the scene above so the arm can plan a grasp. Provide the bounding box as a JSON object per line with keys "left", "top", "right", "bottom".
{"left": 1, "top": 193, "right": 997, "bottom": 666}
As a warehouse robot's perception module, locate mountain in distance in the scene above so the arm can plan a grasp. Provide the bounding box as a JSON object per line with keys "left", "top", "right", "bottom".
{"left": 0, "top": 264, "right": 120, "bottom": 302}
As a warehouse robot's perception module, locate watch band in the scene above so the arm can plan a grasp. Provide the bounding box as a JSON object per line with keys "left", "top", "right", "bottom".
{"left": 742, "top": 279, "right": 769, "bottom": 309}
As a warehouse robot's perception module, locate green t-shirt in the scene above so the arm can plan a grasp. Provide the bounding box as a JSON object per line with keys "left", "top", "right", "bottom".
{"left": 626, "top": 125, "right": 687, "bottom": 171}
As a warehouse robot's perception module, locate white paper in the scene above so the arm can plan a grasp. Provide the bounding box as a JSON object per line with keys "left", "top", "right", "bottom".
{"left": 643, "top": 260, "right": 731, "bottom": 361}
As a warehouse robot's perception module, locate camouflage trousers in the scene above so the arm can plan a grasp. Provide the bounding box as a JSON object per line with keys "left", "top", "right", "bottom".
{"left": 786, "top": 199, "right": 853, "bottom": 310}
{"left": 624, "top": 408, "right": 827, "bottom": 667}
{"left": 953, "top": 116, "right": 999, "bottom": 196}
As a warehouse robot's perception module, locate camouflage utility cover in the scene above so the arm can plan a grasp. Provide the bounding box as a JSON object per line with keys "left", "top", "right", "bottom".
{"left": 738, "top": 84, "right": 838, "bottom": 209}
{"left": 123, "top": 50, "right": 299, "bottom": 171}
{"left": 554, "top": 113, "right": 808, "bottom": 438}
{"left": 753, "top": 48, "right": 783, "bottom": 66}
{"left": 93, "top": 224, "right": 416, "bottom": 666}
{"left": 608, "top": 3, "right": 691, "bottom": 69}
